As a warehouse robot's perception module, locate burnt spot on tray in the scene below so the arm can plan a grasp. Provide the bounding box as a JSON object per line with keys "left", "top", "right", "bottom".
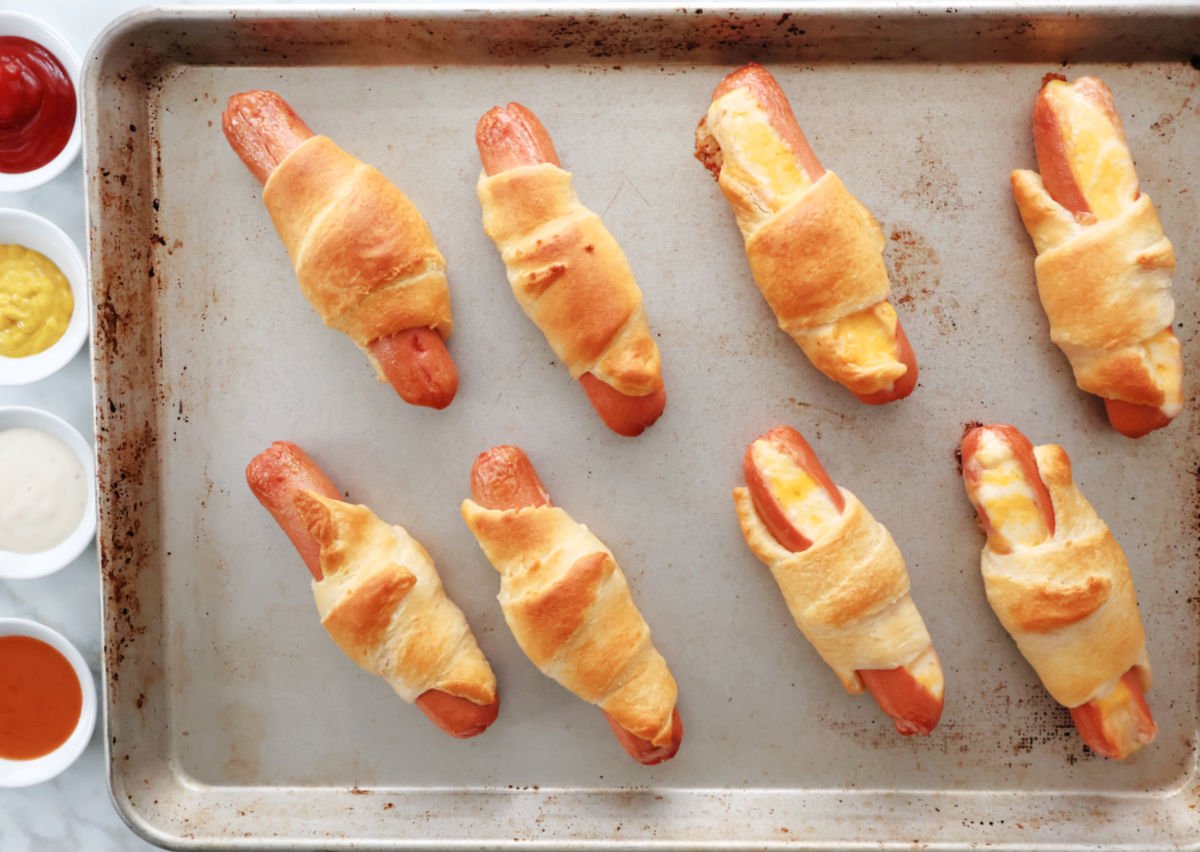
{"left": 1149, "top": 96, "right": 1192, "bottom": 142}
{"left": 1190, "top": 464, "right": 1200, "bottom": 622}
{"left": 94, "top": 79, "right": 166, "bottom": 712}
{"left": 886, "top": 226, "right": 940, "bottom": 310}
{"left": 902, "top": 133, "right": 965, "bottom": 213}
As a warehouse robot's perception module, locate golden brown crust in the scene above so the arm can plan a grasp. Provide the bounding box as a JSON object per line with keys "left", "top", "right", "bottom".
{"left": 745, "top": 172, "right": 890, "bottom": 330}
{"left": 460, "top": 500, "right": 677, "bottom": 745}
{"left": 1011, "top": 170, "right": 1177, "bottom": 407}
{"left": 263, "top": 135, "right": 453, "bottom": 357}
{"left": 296, "top": 491, "right": 496, "bottom": 706}
{"left": 733, "top": 486, "right": 934, "bottom": 693}
{"left": 511, "top": 551, "right": 611, "bottom": 668}
{"left": 476, "top": 163, "right": 663, "bottom": 397}
{"left": 319, "top": 568, "right": 418, "bottom": 665}
{"left": 978, "top": 444, "right": 1150, "bottom": 707}
{"left": 992, "top": 573, "right": 1112, "bottom": 634}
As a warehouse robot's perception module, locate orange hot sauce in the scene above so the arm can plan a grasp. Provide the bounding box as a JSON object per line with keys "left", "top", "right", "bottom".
{"left": 0, "top": 636, "right": 82, "bottom": 760}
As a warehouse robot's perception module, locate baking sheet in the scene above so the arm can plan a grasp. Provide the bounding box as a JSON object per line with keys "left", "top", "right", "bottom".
{"left": 86, "top": 4, "right": 1200, "bottom": 848}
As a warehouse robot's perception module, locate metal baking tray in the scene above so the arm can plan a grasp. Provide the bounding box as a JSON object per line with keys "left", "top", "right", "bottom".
{"left": 85, "top": 3, "right": 1200, "bottom": 848}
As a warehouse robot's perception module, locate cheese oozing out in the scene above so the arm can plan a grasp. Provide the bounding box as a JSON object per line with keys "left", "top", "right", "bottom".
{"left": 1076, "top": 670, "right": 1156, "bottom": 751}
{"left": 707, "top": 89, "right": 902, "bottom": 386}
{"left": 969, "top": 429, "right": 1051, "bottom": 550}
{"left": 1043, "top": 79, "right": 1138, "bottom": 221}
{"left": 1143, "top": 327, "right": 1183, "bottom": 417}
{"left": 906, "top": 647, "right": 945, "bottom": 699}
{"left": 705, "top": 87, "right": 812, "bottom": 226}
{"left": 829, "top": 301, "right": 903, "bottom": 377}
{"left": 751, "top": 439, "right": 842, "bottom": 544}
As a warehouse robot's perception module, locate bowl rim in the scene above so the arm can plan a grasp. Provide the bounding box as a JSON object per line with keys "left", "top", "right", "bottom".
{"left": 0, "top": 405, "right": 97, "bottom": 579}
{"left": 0, "top": 208, "right": 90, "bottom": 385}
{"left": 0, "top": 618, "right": 97, "bottom": 787}
{"left": 0, "top": 11, "right": 83, "bottom": 191}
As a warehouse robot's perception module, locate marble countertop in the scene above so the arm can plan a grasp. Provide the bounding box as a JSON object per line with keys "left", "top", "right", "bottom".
{"left": 2, "top": 2, "right": 154, "bottom": 846}
{"left": 0, "top": 3, "right": 346, "bottom": 848}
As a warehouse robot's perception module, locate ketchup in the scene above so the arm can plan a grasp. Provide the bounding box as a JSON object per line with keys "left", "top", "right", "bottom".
{"left": 0, "top": 36, "right": 76, "bottom": 174}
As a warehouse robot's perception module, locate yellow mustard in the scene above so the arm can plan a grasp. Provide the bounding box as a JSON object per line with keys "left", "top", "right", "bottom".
{"left": 0, "top": 244, "right": 73, "bottom": 358}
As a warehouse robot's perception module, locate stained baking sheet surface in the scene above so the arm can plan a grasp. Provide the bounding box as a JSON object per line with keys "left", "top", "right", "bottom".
{"left": 87, "top": 5, "right": 1200, "bottom": 848}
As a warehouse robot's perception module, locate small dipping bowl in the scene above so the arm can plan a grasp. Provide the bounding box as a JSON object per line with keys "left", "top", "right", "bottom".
{"left": 0, "top": 618, "right": 96, "bottom": 787}
{"left": 0, "top": 209, "right": 88, "bottom": 385}
{"left": 0, "top": 406, "right": 96, "bottom": 579}
{"left": 0, "top": 12, "right": 82, "bottom": 191}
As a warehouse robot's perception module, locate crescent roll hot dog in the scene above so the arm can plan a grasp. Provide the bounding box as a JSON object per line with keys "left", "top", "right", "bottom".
{"left": 461, "top": 446, "right": 683, "bottom": 764}
{"left": 223, "top": 91, "right": 458, "bottom": 409}
{"left": 247, "top": 442, "right": 498, "bottom": 739}
{"left": 475, "top": 104, "right": 667, "bottom": 437}
{"left": 961, "top": 425, "right": 1155, "bottom": 759}
{"left": 1012, "top": 75, "right": 1182, "bottom": 438}
{"left": 695, "top": 65, "right": 918, "bottom": 404}
{"left": 734, "top": 426, "right": 943, "bottom": 735}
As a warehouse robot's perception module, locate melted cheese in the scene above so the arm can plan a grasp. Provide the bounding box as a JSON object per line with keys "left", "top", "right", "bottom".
{"left": 1089, "top": 673, "right": 1130, "bottom": 710}
{"left": 1082, "top": 672, "right": 1154, "bottom": 751}
{"left": 832, "top": 302, "right": 900, "bottom": 373}
{"left": 706, "top": 87, "right": 811, "bottom": 220}
{"left": 1043, "top": 79, "right": 1138, "bottom": 220}
{"left": 907, "top": 647, "right": 944, "bottom": 700}
{"left": 970, "top": 429, "right": 1051, "bottom": 549}
{"left": 751, "top": 440, "right": 841, "bottom": 543}
{"left": 1144, "top": 327, "right": 1183, "bottom": 417}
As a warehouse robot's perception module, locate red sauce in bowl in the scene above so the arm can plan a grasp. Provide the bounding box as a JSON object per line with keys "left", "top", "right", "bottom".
{"left": 0, "top": 635, "right": 82, "bottom": 759}
{"left": 0, "top": 36, "right": 76, "bottom": 174}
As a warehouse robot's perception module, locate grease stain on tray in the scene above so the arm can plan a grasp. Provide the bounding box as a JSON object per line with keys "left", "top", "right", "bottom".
{"left": 1150, "top": 96, "right": 1194, "bottom": 142}
{"left": 902, "top": 131, "right": 965, "bottom": 213}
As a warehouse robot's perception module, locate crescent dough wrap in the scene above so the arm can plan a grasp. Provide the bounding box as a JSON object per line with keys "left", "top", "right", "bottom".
{"left": 476, "top": 163, "right": 663, "bottom": 397}
{"left": 460, "top": 500, "right": 677, "bottom": 746}
{"left": 733, "top": 486, "right": 932, "bottom": 692}
{"left": 295, "top": 491, "right": 495, "bottom": 706}
{"left": 699, "top": 88, "right": 906, "bottom": 395}
{"left": 263, "top": 135, "right": 453, "bottom": 374}
{"left": 1011, "top": 169, "right": 1178, "bottom": 409}
{"left": 979, "top": 444, "right": 1150, "bottom": 708}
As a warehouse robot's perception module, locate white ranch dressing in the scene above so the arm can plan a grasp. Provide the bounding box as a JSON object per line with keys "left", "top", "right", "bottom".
{"left": 0, "top": 427, "right": 87, "bottom": 553}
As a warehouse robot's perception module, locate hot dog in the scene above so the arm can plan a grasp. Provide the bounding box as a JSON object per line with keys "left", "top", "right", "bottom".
{"left": 741, "top": 426, "right": 944, "bottom": 736}
{"left": 696, "top": 64, "right": 919, "bottom": 404}
{"left": 961, "top": 424, "right": 1156, "bottom": 758}
{"left": 475, "top": 104, "right": 667, "bottom": 437}
{"left": 1021, "top": 75, "right": 1182, "bottom": 438}
{"left": 247, "top": 441, "right": 498, "bottom": 739}
{"left": 223, "top": 91, "right": 458, "bottom": 410}
{"left": 469, "top": 446, "right": 683, "bottom": 764}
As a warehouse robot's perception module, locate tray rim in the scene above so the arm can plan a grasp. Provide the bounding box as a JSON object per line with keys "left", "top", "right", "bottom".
{"left": 84, "top": 3, "right": 1200, "bottom": 849}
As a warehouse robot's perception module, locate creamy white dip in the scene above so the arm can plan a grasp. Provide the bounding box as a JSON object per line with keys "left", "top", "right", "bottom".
{"left": 0, "top": 427, "right": 87, "bottom": 553}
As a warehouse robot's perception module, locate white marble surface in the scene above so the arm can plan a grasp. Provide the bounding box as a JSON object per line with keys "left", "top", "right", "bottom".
{"left": 0, "top": 2, "right": 359, "bottom": 849}
{"left": 1, "top": 1, "right": 153, "bottom": 845}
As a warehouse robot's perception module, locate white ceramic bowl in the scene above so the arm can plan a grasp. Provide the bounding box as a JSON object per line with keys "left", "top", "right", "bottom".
{"left": 0, "top": 618, "right": 97, "bottom": 787}
{"left": 0, "top": 12, "right": 82, "bottom": 191}
{"left": 0, "top": 209, "right": 89, "bottom": 385}
{"left": 0, "top": 406, "right": 96, "bottom": 579}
